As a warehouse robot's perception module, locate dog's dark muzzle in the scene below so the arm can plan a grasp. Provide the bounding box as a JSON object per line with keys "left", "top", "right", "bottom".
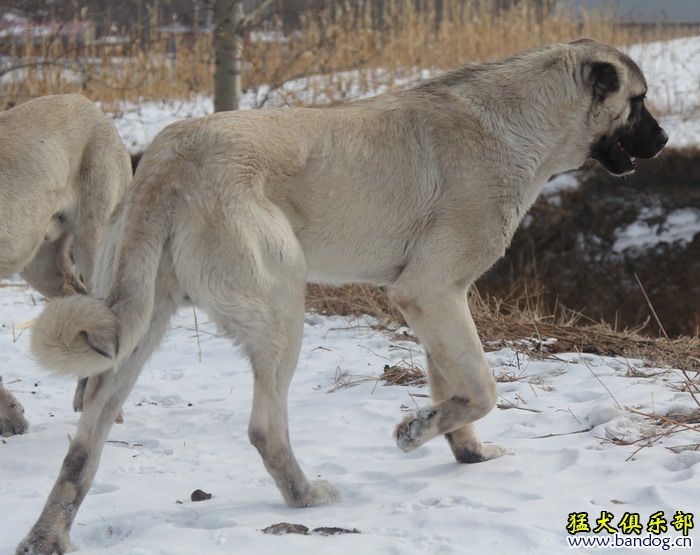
{"left": 619, "top": 123, "right": 668, "bottom": 160}
{"left": 591, "top": 107, "right": 668, "bottom": 176}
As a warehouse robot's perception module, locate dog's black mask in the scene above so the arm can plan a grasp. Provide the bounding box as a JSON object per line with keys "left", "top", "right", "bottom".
{"left": 590, "top": 103, "right": 668, "bottom": 176}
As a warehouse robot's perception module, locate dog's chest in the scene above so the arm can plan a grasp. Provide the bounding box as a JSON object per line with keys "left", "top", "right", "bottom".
{"left": 498, "top": 176, "right": 549, "bottom": 242}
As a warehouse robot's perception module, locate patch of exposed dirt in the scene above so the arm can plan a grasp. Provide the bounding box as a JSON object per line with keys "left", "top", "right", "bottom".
{"left": 479, "top": 148, "right": 700, "bottom": 337}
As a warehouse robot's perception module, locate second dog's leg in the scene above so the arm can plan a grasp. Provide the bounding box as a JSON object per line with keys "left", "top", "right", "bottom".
{"left": 72, "top": 379, "right": 87, "bottom": 412}
{"left": 20, "top": 234, "right": 86, "bottom": 299}
{"left": 0, "top": 382, "right": 28, "bottom": 437}
{"left": 21, "top": 233, "right": 91, "bottom": 414}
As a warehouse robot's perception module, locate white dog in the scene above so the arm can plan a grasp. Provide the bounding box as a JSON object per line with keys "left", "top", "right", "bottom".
{"left": 22, "top": 40, "right": 666, "bottom": 553}
{"left": 0, "top": 94, "right": 131, "bottom": 437}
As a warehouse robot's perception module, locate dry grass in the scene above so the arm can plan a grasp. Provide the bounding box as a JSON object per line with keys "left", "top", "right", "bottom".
{"left": 605, "top": 407, "right": 700, "bottom": 460}
{"left": 306, "top": 283, "right": 700, "bottom": 371}
{"left": 0, "top": 0, "right": 693, "bottom": 109}
{"left": 381, "top": 359, "right": 427, "bottom": 387}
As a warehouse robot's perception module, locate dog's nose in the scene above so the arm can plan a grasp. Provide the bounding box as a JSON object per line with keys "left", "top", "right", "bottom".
{"left": 658, "top": 128, "right": 669, "bottom": 147}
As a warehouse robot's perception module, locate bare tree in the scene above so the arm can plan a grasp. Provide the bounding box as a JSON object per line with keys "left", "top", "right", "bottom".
{"left": 213, "top": 0, "right": 243, "bottom": 112}
{"left": 212, "top": 0, "right": 275, "bottom": 112}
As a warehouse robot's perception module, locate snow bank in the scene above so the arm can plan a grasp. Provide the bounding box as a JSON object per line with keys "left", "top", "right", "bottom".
{"left": 613, "top": 207, "right": 700, "bottom": 253}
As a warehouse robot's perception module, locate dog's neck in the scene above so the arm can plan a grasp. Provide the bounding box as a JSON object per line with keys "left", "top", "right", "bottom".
{"left": 417, "top": 45, "right": 593, "bottom": 241}
{"left": 433, "top": 45, "right": 590, "bottom": 180}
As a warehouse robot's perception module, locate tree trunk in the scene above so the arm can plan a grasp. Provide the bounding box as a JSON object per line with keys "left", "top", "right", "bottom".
{"left": 213, "top": 0, "right": 244, "bottom": 112}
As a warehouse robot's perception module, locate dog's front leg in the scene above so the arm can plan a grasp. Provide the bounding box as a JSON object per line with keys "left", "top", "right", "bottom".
{"left": 424, "top": 352, "right": 512, "bottom": 462}
{"left": 389, "top": 286, "right": 511, "bottom": 462}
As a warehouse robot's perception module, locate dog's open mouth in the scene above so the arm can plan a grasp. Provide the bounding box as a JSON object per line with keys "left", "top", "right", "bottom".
{"left": 590, "top": 135, "right": 637, "bottom": 176}
{"left": 590, "top": 121, "right": 668, "bottom": 177}
{"left": 614, "top": 139, "right": 637, "bottom": 168}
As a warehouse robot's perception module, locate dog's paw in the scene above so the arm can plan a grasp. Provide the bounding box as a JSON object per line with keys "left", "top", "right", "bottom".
{"left": 395, "top": 408, "right": 437, "bottom": 452}
{"left": 481, "top": 443, "right": 514, "bottom": 459}
{"left": 16, "top": 532, "right": 70, "bottom": 555}
{"left": 0, "top": 388, "right": 29, "bottom": 437}
{"left": 307, "top": 480, "right": 340, "bottom": 506}
{"left": 452, "top": 442, "right": 514, "bottom": 464}
{"left": 0, "top": 414, "right": 28, "bottom": 437}
{"left": 290, "top": 480, "right": 340, "bottom": 508}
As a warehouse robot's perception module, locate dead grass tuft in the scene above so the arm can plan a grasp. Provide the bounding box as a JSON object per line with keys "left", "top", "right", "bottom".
{"left": 307, "top": 283, "right": 699, "bottom": 369}
{"left": 380, "top": 359, "right": 427, "bottom": 387}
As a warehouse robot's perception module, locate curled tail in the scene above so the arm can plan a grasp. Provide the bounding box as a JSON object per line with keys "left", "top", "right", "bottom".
{"left": 31, "top": 197, "right": 169, "bottom": 379}
{"left": 31, "top": 295, "right": 119, "bottom": 378}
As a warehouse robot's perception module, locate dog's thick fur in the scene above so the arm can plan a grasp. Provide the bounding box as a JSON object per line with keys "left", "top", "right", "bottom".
{"left": 20, "top": 40, "right": 667, "bottom": 553}
{"left": 0, "top": 94, "right": 131, "bottom": 437}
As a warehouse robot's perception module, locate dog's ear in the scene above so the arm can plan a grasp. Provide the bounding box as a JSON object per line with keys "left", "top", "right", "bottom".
{"left": 583, "top": 61, "right": 620, "bottom": 100}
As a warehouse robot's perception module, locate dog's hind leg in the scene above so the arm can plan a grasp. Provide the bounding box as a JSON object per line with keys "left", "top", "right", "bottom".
{"left": 389, "top": 286, "right": 511, "bottom": 462}
{"left": 16, "top": 292, "right": 176, "bottom": 555}
{"left": 247, "top": 297, "right": 339, "bottom": 508}
{"left": 185, "top": 200, "right": 339, "bottom": 508}
{"left": 212, "top": 291, "right": 339, "bottom": 508}
{"left": 71, "top": 121, "right": 131, "bottom": 287}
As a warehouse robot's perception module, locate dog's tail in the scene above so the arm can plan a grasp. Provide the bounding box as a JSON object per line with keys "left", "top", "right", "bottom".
{"left": 30, "top": 294, "right": 120, "bottom": 378}
{"left": 31, "top": 183, "right": 169, "bottom": 379}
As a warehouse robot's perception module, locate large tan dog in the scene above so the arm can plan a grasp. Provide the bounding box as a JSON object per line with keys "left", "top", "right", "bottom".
{"left": 20, "top": 40, "right": 667, "bottom": 553}
{"left": 0, "top": 94, "right": 131, "bottom": 437}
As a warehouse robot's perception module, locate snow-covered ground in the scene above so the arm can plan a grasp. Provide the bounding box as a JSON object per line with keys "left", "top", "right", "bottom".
{"left": 1, "top": 284, "right": 698, "bottom": 554}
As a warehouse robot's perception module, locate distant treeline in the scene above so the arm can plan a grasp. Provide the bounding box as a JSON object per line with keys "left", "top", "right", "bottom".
{"left": 0, "top": 1, "right": 556, "bottom": 37}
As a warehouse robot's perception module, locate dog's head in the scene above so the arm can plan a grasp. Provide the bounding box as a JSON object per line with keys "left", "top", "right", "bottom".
{"left": 571, "top": 39, "right": 668, "bottom": 176}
